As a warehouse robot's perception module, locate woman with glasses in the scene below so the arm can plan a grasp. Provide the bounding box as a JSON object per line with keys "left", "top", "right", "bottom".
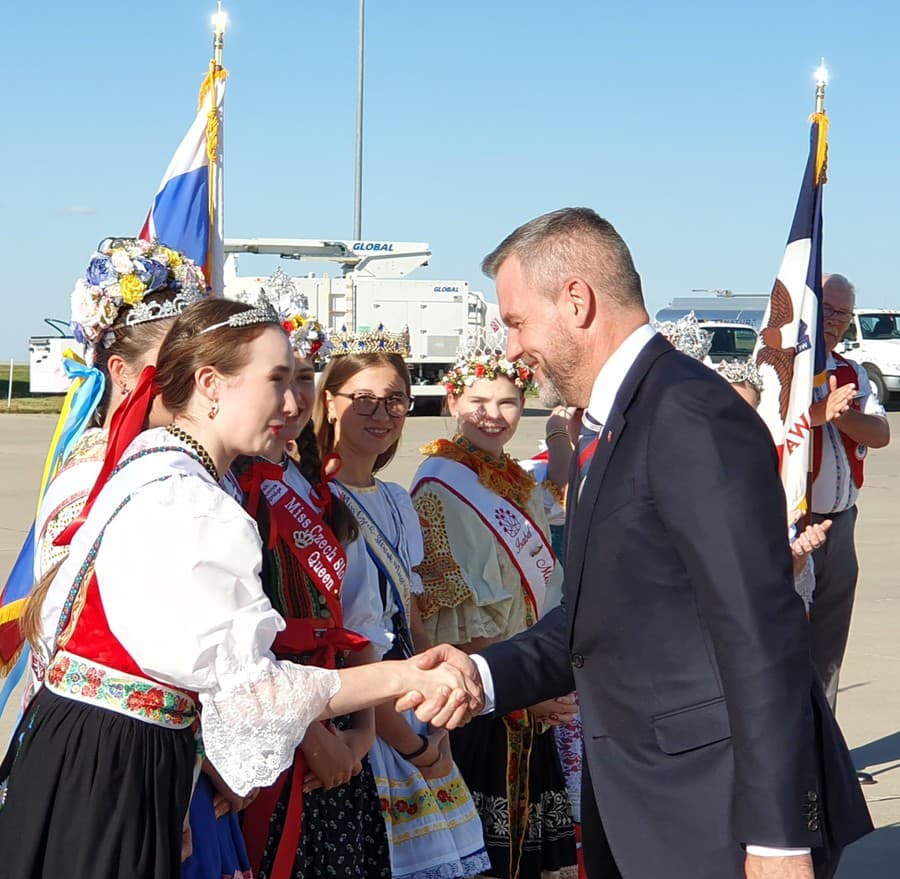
{"left": 410, "top": 348, "right": 579, "bottom": 879}
{"left": 315, "top": 327, "right": 490, "bottom": 879}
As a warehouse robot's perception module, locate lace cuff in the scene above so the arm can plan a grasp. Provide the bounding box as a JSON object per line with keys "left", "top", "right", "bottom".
{"left": 199, "top": 660, "right": 341, "bottom": 795}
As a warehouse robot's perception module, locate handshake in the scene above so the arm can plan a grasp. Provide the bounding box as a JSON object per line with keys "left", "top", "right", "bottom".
{"left": 392, "top": 644, "right": 486, "bottom": 729}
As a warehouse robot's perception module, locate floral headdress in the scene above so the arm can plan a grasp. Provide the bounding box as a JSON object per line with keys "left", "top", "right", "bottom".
{"left": 443, "top": 352, "right": 534, "bottom": 396}
{"left": 443, "top": 326, "right": 533, "bottom": 396}
{"left": 70, "top": 238, "right": 206, "bottom": 350}
{"left": 653, "top": 311, "right": 712, "bottom": 361}
{"left": 251, "top": 268, "right": 332, "bottom": 363}
{"left": 714, "top": 358, "right": 764, "bottom": 392}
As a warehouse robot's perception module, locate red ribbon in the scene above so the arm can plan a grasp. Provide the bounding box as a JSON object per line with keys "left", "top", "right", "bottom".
{"left": 241, "top": 618, "right": 369, "bottom": 878}
{"left": 308, "top": 452, "right": 342, "bottom": 519}
{"left": 237, "top": 460, "right": 287, "bottom": 549}
{"left": 54, "top": 365, "right": 158, "bottom": 548}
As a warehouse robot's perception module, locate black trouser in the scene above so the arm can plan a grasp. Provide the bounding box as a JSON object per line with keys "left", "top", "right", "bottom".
{"left": 809, "top": 506, "right": 859, "bottom": 711}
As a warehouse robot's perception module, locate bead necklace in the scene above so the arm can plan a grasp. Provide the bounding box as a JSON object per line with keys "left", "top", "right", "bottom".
{"left": 165, "top": 424, "right": 220, "bottom": 482}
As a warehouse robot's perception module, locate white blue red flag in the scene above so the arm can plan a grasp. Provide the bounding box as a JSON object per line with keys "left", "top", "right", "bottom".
{"left": 755, "top": 111, "right": 829, "bottom": 519}
{"left": 139, "top": 68, "right": 226, "bottom": 290}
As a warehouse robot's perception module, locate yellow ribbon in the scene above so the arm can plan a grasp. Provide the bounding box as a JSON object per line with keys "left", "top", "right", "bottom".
{"left": 809, "top": 111, "right": 829, "bottom": 186}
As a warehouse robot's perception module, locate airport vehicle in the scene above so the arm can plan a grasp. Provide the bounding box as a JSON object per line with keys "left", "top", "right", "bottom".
{"left": 223, "top": 238, "right": 498, "bottom": 413}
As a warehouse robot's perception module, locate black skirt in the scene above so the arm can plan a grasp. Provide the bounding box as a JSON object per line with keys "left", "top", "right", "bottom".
{"left": 0, "top": 687, "right": 196, "bottom": 879}
{"left": 451, "top": 713, "right": 578, "bottom": 879}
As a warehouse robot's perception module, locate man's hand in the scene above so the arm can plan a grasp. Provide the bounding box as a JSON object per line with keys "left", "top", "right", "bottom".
{"left": 745, "top": 853, "right": 814, "bottom": 878}
{"left": 392, "top": 648, "right": 483, "bottom": 729}
{"left": 810, "top": 374, "right": 855, "bottom": 427}
{"left": 415, "top": 644, "right": 485, "bottom": 720}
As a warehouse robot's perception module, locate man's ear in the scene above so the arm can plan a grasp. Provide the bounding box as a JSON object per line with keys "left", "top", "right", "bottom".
{"left": 562, "top": 277, "right": 595, "bottom": 330}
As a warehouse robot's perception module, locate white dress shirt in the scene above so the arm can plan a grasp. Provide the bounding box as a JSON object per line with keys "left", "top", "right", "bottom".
{"left": 473, "top": 326, "right": 808, "bottom": 857}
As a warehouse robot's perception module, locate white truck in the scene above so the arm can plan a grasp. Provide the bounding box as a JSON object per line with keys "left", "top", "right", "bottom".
{"left": 223, "top": 238, "right": 498, "bottom": 413}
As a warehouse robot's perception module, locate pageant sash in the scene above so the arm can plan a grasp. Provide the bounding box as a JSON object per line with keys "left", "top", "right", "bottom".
{"left": 335, "top": 483, "right": 412, "bottom": 620}
{"left": 259, "top": 477, "right": 348, "bottom": 622}
{"left": 412, "top": 457, "right": 554, "bottom": 618}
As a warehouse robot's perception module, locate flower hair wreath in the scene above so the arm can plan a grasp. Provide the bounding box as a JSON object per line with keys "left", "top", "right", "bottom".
{"left": 443, "top": 354, "right": 534, "bottom": 396}
{"left": 70, "top": 238, "right": 205, "bottom": 350}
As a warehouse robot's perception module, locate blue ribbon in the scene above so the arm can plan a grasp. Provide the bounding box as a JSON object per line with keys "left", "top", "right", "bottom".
{"left": 55, "top": 357, "right": 106, "bottom": 467}
{"left": 0, "top": 644, "right": 29, "bottom": 735}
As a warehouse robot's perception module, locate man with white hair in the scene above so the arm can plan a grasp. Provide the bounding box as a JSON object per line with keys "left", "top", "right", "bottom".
{"left": 808, "top": 274, "right": 890, "bottom": 728}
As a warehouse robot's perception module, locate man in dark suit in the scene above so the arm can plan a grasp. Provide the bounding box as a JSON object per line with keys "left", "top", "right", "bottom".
{"left": 417, "top": 208, "right": 871, "bottom": 879}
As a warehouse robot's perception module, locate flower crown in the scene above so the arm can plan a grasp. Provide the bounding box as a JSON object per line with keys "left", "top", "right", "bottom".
{"left": 331, "top": 323, "right": 411, "bottom": 357}
{"left": 444, "top": 352, "right": 534, "bottom": 396}
{"left": 70, "top": 238, "right": 206, "bottom": 349}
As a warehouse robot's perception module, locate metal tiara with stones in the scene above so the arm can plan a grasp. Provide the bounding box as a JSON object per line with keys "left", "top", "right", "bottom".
{"left": 198, "top": 297, "right": 282, "bottom": 335}
{"left": 124, "top": 287, "right": 206, "bottom": 327}
{"left": 330, "top": 323, "right": 411, "bottom": 357}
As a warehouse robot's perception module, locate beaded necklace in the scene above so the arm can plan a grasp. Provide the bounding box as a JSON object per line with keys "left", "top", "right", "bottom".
{"left": 166, "top": 424, "right": 220, "bottom": 482}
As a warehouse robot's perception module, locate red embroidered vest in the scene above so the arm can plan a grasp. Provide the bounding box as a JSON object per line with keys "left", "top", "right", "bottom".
{"left": 812, "top": 353, "right": 866, "bottom": 490}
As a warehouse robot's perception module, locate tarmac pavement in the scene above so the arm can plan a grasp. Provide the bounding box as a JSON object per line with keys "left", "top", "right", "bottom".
{"left": 0, "top": 410, "right": 897, "bottom": 874}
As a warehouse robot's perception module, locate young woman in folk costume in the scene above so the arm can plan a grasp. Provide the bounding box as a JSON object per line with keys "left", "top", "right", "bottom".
{"left": 411, "top": 350, "right": 579, "bottom": 879}
{"left": 315, "top": 326, "right": 491, "bottom": 879}
{"left": 0, "top": 239, "right": 206, "bottom": 706}
{"left": 231, "top": 301, "right": 391, "bottom": 879}
{"left": 0, "top": 300, "right": 474, "bottom": 879}
{"left": 0, "top": 239, "right": 250, "bottom": 879}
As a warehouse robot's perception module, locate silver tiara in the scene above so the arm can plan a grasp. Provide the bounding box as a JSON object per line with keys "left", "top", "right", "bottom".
{"left": 199, "top": 297, "right": 281, "bottom": 335}
{"left": 653, "top": 312, "right": 712, "bottom": 361}
{"left": 124, "top": 287, "right": 207, "bottom": 328}
{"left": 715, "top": 359, "right": 764, "bottom": 391}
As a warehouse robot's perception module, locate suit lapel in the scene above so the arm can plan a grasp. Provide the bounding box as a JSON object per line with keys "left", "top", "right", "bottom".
{"left": 564, "top": 333, "right": 673, "bottom": 641}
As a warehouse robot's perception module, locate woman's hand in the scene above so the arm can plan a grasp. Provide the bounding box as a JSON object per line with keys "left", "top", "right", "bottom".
{"left": 394, "top": 653, "right": 482, "bottom": 729}
{"left": 417, "top": 729, "right": 454, "bottom": 780}
{"left": 334, "top": 726, "right": 375, "bottom": 764}
{"left": 301, "top": 721, "right": 362, "bottom": 792}
{"left": 528, "top": 693, "right": 578, "bottom": 726}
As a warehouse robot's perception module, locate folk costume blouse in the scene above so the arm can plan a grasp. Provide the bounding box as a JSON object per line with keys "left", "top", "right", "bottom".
{"left": 38, "top": 427, "right": 341, "bottom": 796}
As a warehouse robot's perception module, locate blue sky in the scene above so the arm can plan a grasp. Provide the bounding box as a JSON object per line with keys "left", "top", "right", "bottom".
{"left": 2, "top": 0, "right": 898, "bottom": 360}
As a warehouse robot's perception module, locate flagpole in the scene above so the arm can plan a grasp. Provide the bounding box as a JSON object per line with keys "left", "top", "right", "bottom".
{"left": 208, "top": 3, "right": 228, "bottom": 294}
{"left": 805, "top": 60, "right": 829, "bottom": 526}
{"left": 353, "top": 0, "right": 365, "bottom": 241}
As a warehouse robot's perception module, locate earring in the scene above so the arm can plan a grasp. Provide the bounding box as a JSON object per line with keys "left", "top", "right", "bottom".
{"left": 121, "top": 386, "right": 131, "bottom": 397}
{"left": 208, "top": 401, "right": 219, "bottom": 420}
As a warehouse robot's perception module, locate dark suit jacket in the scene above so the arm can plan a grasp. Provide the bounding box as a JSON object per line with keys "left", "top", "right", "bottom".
{"left": 483, "top": 334, "right": 872, "bottom": 878}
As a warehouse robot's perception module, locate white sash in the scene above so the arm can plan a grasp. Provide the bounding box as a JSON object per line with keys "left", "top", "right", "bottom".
{"left": 411, "top": 457, "right": 553, "bottom": 617}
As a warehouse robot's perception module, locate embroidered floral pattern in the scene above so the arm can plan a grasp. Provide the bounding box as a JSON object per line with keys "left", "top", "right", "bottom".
{"left": 46, "top": 652, "right": 195, "bottom": 728}
{"left": 412, "top": 490, "right": 475, "bottom": 618}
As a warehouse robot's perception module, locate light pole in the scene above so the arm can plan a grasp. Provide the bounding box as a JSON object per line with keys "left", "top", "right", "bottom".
{"left": 353, "top": 0, "right": 365, "bottom": 241}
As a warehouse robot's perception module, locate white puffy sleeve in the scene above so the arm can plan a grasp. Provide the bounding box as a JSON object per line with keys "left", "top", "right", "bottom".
{"left": 95, "top": 474, "right": 341, "bottom": 795}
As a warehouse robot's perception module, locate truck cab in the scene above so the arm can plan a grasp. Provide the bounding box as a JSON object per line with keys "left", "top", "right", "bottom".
{"left": 838, "top": 309, "right": 900, "bottom": 403}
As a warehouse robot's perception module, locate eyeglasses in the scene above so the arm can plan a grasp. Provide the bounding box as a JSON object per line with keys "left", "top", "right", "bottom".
{"left": 334, "top": 391, "right": 413, "bottom": 418}
{"left": 823, "top": 304, "right": 853, "bottom": 322}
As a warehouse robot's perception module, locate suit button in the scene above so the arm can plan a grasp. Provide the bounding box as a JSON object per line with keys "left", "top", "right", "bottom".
{"left": 807, "top": 791, "right": 818, "bottom": 803}
{"left": 571, "top": 653, "right": 584, "bottom": 668}
{"left": 808, "top": 819, "right": 820, "bottom": 832}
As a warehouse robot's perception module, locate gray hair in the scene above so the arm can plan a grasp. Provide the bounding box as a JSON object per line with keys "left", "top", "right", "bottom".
{"left": 823, "top": 273, "right": 855, "bottom": 300}
{"left": 481, "top": 207, "right": 644, "bottom": 308}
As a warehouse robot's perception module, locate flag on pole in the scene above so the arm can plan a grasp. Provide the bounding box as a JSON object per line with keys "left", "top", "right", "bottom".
{"left": 755, "top": 110, "right": 829, "bottom": 520}
{"left": 139, "top": 65, "right": 227, "bottom": 291}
